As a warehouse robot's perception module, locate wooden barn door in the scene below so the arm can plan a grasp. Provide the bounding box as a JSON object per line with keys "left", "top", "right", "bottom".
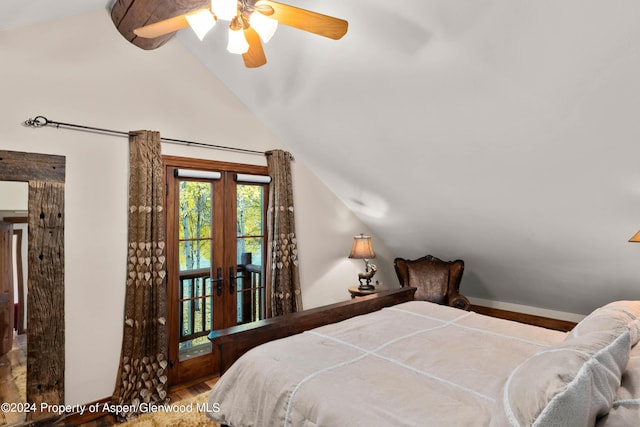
{"left": 0, "top": 221, "right": 14, "bottom": 356}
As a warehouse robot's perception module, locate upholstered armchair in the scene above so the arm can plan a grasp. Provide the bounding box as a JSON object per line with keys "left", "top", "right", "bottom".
{"left": 394, "top": 255, "right": 470, "bottom": 310}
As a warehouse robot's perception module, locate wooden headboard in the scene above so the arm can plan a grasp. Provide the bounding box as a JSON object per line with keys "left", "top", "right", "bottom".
{"left": 208, "top": 287, "right": 417, "bottom": 373}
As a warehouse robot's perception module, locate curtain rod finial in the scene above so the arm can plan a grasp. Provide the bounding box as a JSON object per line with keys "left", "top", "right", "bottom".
{"left": 23, "top": 115, "right": 49, "bottom": 128}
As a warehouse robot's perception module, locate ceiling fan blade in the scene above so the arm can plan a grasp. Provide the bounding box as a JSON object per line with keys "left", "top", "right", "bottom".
{"left": 243, "top": 27, "right": 267, "bottom": 68}
{"left": 255, "top": 1, "right": 348, "bottom": 40}
{"left": 133, "top": 9, "right": 209, "bottom": 39}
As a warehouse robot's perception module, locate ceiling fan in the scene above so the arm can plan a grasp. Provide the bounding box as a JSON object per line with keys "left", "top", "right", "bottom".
{"left": 133, "top": 0, "right": 348, "bottom": 68}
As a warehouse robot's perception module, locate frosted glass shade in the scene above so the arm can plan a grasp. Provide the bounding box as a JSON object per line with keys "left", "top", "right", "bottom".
{"left": 186, "top": 10, "right": 216, "bottom": 40}
{"left": 227, "top": 28, "right": 250, "bottom": 54}
{"left": 211, "top": 0, "right": 237, "bottom": 21}
{"left": 250, "top": 12, "right": 278, "bottom": 43}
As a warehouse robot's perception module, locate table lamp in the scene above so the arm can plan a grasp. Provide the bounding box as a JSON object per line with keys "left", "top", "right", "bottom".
{"left": 348, "top": 234, "right": 377, "bottom": 290}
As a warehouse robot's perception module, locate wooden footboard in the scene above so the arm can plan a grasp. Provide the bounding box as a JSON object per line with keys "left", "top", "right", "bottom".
{"left": 208, "top": 287, "right": 417, "bottom": 374}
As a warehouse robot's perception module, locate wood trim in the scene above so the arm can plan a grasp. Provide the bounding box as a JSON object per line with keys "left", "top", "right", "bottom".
{"left": 209, "top": 287, "right": 417, "bottom": 373}
{"left": 164, "top": 164, "right": 178, "bottom": 384}
{"left": 0, "top": 221, "right": 13, "bottom": 356}
{"left": 0, "top": 150, "right": 65, "bottom": 183}
{"left": 60, "top": 395, "right": 113, "bottom": 426}
{"left": 470, "top": 305, "right": 577, "bottom": 332}
{"left": 13, "top": 228, "right": 25, "bottom": 335}
{"left": 0, "top": 150, "right": 65, "bottom": 423}
{"left": 163, "top": 155, "right": 267, "bottom": 175}
{"left": 2, "top": 216, "right": 28, "bottom": 224}
{"left": 27, "top": 181, "right": 65, "bottom": 419}
{"left": 61, "top": 375, "right": 220, "bottom": 425}
{"left": 222, "top": 172, "right": 236, "bottom": 328}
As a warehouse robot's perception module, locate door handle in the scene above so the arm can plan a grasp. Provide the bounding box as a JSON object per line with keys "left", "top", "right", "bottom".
{"left": 229, "top": 266, "right": 237, "bottom": 294}
{"left": 211, "top": 267, "right": 223, "bottom": 296}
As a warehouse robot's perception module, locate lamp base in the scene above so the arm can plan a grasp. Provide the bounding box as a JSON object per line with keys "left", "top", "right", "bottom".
{"left": 356, "top": 263, "right": 377, "bottom": 291}
{"left": 357, "top": 283, "right": 375, "bottom": 291}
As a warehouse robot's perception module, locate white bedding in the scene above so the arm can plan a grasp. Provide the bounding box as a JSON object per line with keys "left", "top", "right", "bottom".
{"left": 206, "top": 301, "right": 568, "bottom": 427}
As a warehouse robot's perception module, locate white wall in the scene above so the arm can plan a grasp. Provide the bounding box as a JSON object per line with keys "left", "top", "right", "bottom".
{"left": 0, "top": 10, "right": 397, "bottom": 405}
{"left": 175, "top": 0, "right": 640, "bottom": 319}
{"left": 0, "top": 181, "right": 28, "bottom": 211}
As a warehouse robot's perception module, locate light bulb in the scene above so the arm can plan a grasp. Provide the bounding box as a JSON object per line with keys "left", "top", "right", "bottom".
{"left": 185, "top": 10, "right": 216, "bottom": 40}
{"left": 227, "top": 28, "right": 249, "bottom": 54}
{"left": 250, "top": 11, "right": 278, "bottom": 43}
{"left": 211, "top": 0, "right": 238, "bottom": 21}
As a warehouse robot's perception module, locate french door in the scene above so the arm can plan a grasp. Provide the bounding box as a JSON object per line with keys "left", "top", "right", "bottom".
{"left": 164, "top": 156, "right": 269, "bottom": 384}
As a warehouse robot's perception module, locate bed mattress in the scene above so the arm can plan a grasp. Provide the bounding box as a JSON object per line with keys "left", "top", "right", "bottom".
{"left": 206, "top": 301, "right": 567, "bottom": 427}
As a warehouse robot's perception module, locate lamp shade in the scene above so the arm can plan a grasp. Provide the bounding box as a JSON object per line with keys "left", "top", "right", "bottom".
{"left": 629, "top": 230, "right": 640, "bottom": 242}
{"left": 185, "top": 9, "right": 216, "bottom": 40}
{"left": 211, "top": 0, "right": 237, "bottom": 21}
{"left": 250, "top": 11, "right": 278, "bottom": 43}
{"left": 227, "top": 27, "right": 250, "bottom": 54}
{"left": 348, "top": 234, "right": 375, "bottom": 259}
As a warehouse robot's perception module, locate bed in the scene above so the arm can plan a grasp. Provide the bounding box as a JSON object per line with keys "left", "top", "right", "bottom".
{"left": 205, "top": 288, "right": 640, "bottom": 426}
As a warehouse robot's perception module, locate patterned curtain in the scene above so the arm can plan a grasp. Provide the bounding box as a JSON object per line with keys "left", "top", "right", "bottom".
{"left": 266, "top": 149, "right": 303, "bottom": 316}
{"left": 112, "top": 131, "right": 168, "bottom": 420}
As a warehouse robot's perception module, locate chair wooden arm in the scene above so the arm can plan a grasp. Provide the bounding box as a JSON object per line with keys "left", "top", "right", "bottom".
{"left": 449, "top": 294, "right": 470, "bottom": 310}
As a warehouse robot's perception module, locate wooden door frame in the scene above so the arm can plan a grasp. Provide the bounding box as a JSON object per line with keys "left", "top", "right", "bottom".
{"left": 164, "top": 164, "right": 222, "bottom": 384}
{"left": 13, "top": 227, "right": 25, "bottom": 335}
{"left": 0, "top": 150, "right": 65, "bottom": 422}
{"left": 4, "top": 217, "right": 27, "bottom": 335}
{"left": 1, "top": 220, "right": 14, "bottom": 355}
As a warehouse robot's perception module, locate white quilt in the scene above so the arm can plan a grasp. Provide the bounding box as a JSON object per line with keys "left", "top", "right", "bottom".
{"left": 206, "top": 301, "right": 567, "bottom": 427}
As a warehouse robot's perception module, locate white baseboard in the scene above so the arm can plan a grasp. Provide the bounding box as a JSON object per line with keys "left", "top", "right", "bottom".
{"left": 468, "top": 297, "right": 585, "bottom": 323}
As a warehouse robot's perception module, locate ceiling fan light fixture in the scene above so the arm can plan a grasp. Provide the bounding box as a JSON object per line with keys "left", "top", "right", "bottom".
{"left": 131, "top": 0, "right": 349, "bottom": 68}
{"left": 185, "top": 9, "right": 217, "bottom": 40}
{"left": 211, "top": 0, "right": 238, "bottom": 21}
{"left": 227, "top": 27, "right": 250, "bottom": 54}
{"left": 250, "top": 11, "right": 278, "bottom": 43}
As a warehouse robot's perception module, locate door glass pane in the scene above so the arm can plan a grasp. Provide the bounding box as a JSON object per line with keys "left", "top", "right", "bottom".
{"left": 236, "top": 184, "right": 263, "bottom": 236}
{"left": 178, "top": 275, "right": 213, "bottom": 361}
{"left": 178, "top": 240, "right": 211, "bottom": 271}
{"left": 236, "top": 184, "right": 265, "bottom": 325}
{"left": 178, "top": 180, "right": 213, "bottom": 360}
{"left": 179, "top": 181, "right": 213, "bottom": 272}
{"left": 179, "top": 181, "right": 212, "bottom": 239}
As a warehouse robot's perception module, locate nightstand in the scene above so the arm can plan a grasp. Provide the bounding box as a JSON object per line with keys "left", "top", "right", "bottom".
{"left": 348, "top": 285, "right": 389, "bottom": 299}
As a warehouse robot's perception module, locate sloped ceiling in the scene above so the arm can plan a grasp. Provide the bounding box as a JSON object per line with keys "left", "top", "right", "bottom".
{"left": 3, "top": 0, "right": 640, "bottom": 315}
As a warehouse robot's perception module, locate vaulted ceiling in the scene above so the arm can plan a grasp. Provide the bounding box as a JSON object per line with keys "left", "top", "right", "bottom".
{"left": 3, "top": 0, "right": 640, "bottom": 315}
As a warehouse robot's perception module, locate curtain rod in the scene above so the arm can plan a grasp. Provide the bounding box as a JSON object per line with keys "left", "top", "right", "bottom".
{"left": 22, "top": 115, "right": 267, "bottom": 156}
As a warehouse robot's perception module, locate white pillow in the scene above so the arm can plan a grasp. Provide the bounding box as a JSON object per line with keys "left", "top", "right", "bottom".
{"left": 490, "top": 327, "right": 633, "bottom": 427}
{"left": 568, "top": 301, "right": 640, "bottom": 342}
{"left": 595, "top": 344, "right": 640, "bottom": 426}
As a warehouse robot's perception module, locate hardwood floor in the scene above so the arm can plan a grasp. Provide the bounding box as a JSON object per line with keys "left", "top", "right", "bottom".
{"left": 0, "top": 331, "right": 27, "bottom": 426}
{"left": 0, "top": 330, "right": 216, "bottom": 427}
{"left": 64, "top": 376, "right": 219, "bottom": 426}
